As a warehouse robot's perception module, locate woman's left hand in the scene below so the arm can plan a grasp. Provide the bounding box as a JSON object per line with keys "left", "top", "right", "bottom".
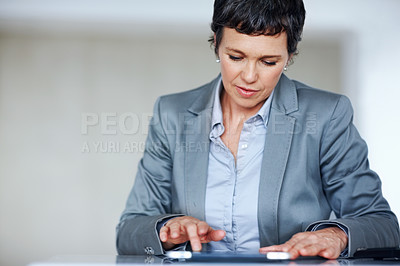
{"left": 259, "top": 227, "right": 348, "bottom": 259}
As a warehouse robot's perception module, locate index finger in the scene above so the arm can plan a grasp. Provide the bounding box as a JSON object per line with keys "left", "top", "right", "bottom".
{"left": 185, "top": 223, "right": 202, "bottom": 252}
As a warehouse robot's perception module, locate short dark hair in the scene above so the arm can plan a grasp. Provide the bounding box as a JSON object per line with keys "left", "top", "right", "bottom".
{"left": 209, "top": 0, "right": 306, "bottom": 56}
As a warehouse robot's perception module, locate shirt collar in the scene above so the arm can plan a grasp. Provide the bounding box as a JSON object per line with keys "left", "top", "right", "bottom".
{"left": 211, "top": 80, "right": 275, "bottom": 129}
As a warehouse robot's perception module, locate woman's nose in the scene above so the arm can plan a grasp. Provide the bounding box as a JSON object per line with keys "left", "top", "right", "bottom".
{"left": 241, "top": 62, "right": 258, "bottom": 84}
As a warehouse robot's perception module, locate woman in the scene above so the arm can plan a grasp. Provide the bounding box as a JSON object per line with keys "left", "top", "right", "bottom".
{"left": 116, "top": 0, "right": 399, "bottom": 259}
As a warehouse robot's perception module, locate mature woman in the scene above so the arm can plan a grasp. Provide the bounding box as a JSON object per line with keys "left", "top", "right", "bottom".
{"left": 116, "top": 0, "right": 399, "bottom": 259}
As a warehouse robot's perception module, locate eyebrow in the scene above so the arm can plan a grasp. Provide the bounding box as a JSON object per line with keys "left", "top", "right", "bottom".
{"left": 225, "top": 47, "right": 282, "bottom": 59}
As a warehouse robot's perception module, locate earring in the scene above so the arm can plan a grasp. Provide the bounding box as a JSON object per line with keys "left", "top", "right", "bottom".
{"left": 284, "top": 66, "right": 288, "bottom": 71}
{"left": 216, "top": 59, "right": 220, "bottom": 63}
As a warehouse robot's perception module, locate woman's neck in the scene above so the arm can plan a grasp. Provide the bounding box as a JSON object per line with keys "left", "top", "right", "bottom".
{"left": 220, "top": 90, "right": 264, "bottom": 127}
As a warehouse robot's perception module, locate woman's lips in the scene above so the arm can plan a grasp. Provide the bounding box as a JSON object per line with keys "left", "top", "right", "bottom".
{"left": 236, "top": 86, "right": 258, "bottom": 98}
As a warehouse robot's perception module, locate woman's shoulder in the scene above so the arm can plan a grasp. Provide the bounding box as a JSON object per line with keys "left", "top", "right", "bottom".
{"left": 279, "top": 77, "right": 353, "bottom": 123}
{"left": 292, "top": 78, "right": 352, "bottom": 109}
{"left": 159, "top": 83, "right": 212, "bottom": 103}
{"left": 293, "top": 79, "right": 342, "bottom": 99}
{"left": 156, "top": 76, "right": 218, "bottom": 112}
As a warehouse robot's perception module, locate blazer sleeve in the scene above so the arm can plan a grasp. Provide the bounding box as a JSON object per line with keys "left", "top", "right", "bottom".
{"left": 315, "top": 95, "right": 400, "bottom": 256}
{"left": 116, "top": 97, "right": 181, "bottom": 255}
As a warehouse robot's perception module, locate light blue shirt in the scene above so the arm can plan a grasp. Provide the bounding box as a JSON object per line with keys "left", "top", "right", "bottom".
{"left": 205, "top": 80, "right": 274, "bottom": 252}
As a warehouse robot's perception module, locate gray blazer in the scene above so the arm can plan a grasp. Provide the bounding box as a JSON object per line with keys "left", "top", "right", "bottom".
{"left": 116, "top": 74, "right": 400, "bottom": 256}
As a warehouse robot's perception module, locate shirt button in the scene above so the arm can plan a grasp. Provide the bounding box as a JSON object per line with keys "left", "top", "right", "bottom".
{"left": 241, "top": 144, "right": 248, "bottom": 149}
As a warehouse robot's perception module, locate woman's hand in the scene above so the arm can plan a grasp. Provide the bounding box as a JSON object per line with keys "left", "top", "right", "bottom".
{"left": 259, "top": 227, "right": 348, "bottom": 259}
{"left": 159, "top": 216, "right": 226, "bottom": 251}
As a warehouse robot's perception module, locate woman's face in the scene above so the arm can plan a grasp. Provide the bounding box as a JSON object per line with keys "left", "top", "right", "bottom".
{"left": 218, "top": 27, "right": 290, "bottom": 114}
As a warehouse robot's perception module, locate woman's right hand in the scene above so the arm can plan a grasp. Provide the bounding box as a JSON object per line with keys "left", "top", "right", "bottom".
{"left": 159, "top": 216, "right": 226, "bottom": 251}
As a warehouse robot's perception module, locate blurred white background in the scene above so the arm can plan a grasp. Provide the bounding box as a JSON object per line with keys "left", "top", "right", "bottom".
{"left": 0, "top": 1, "right": 399, "bottom": 265}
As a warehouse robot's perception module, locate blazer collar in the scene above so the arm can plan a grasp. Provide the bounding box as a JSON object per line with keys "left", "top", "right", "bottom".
{"left": 187, "top": 75, "right": 221, "bottom": 115}
{"left": 271, "top": 74, "right": 298, "bottom": 115}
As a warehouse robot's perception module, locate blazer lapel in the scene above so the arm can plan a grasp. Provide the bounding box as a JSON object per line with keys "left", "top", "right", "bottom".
{"left": 258, "top": 74, "right": 298, "bottom": 247}
{"left": 184, "top": 76, "right": 220, "bottom": 221}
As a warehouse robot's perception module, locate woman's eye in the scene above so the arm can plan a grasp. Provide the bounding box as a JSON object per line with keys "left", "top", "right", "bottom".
{"left": 229, "top": 55, "right": 242, "bottom": 61}
{"left": 262, "top": 60, "right": 277, "bottom": 66}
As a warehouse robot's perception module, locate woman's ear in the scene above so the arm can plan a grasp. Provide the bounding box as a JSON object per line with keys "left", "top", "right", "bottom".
{"left": 214, "top": 33, "right": 219, "bottom": 59}
{"left": 288, "top": 54, "right": 293, "bottom": 64}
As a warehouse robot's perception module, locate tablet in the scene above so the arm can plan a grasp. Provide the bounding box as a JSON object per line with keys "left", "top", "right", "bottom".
{"left": 165, "top": 251, "right": 291, "bottom": 262}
